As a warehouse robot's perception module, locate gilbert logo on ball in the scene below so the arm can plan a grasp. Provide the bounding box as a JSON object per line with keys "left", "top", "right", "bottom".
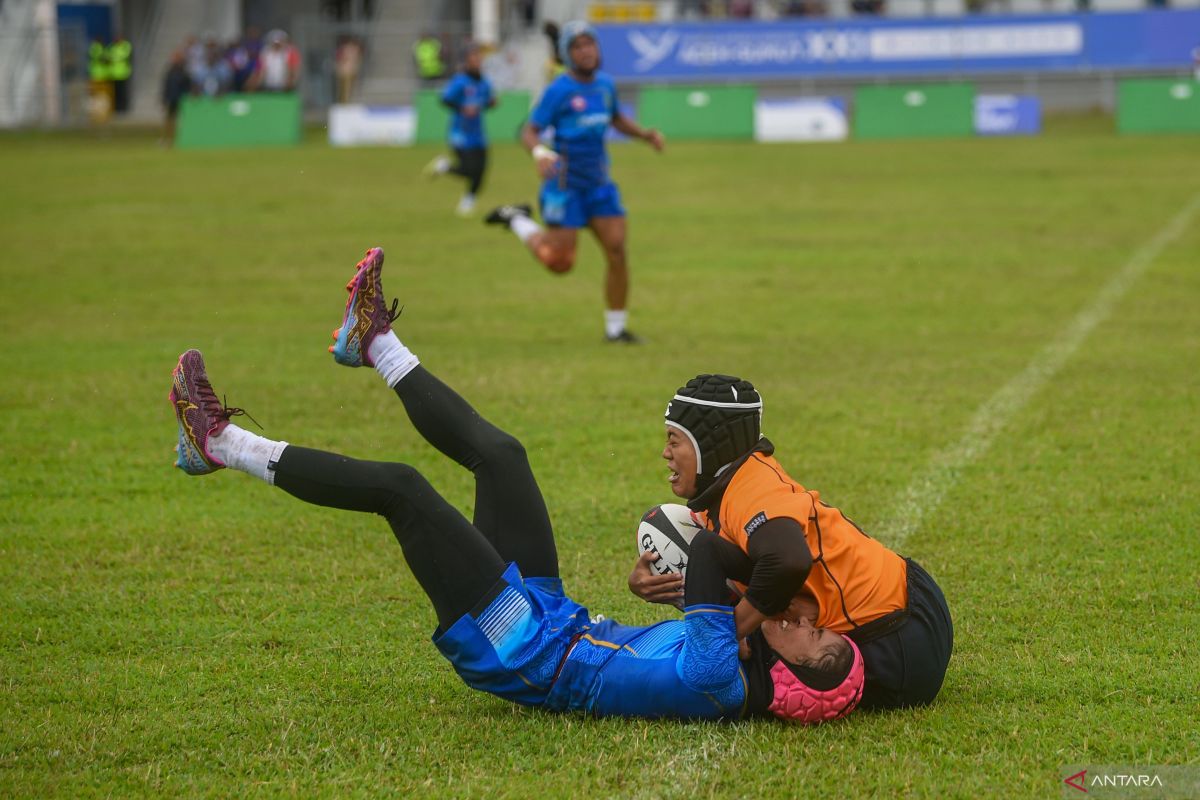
{"left": 636, "top": 504, "right": 702, "bottom": 579}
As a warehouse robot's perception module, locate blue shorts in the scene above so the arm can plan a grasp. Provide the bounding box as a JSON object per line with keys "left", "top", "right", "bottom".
{"left": 538, "top": 181, "right": 625, "bottom": 228}
{"left": 431, "top": 563, "right": 590, "bottom": 707}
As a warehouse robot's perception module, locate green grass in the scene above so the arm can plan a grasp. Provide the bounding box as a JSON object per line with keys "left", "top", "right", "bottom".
{"left": 2, "top": 117, "right": 1198, "bottom": 797}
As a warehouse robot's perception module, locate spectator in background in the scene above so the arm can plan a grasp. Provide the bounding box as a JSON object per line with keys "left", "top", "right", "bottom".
{"left": 161, "top": 48, "right": 191, "bottom": 145}
{"left": 413, "top": 31, "right": 447, "bottom": 84}
{"left": 334, "top": 35, "right": 364, "bottom": 103}
{"left": 186, "top": 35, "right": 211, "bottom": 86}
{"left": 247, "top": 29, "right": 300, "bottom": 93}
{"left": 729, "top": 0, "right": 755, "bottom": 18}
{"left": 852, "top": 0, "right": 884, "bottom": 13}
{"left": 226, "top": 27, "right": 262, "bottom": 93}
{"left": 424, "top": 42, "right": 496, "bottom": 217}
{"left": 193, "top": 39, "right": 233, "bottom": 97}
{"left": 108, "top": 33, "right": 132, "bottom": 114}
{"left": 781, "top": 0, "right": 826, "bottom": 15}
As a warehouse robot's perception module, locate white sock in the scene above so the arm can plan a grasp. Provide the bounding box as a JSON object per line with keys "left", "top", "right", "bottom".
{"left": 368, "top": 329, "right": 420, "bottom": 387}
{"left": 208, "top": 424, "right": 289, "bottom": 485}
{"left": 604, "top": 309, "right": 628, "bottom": 338}
{"left": 510, "top": 214, "right": 541, "bottom": 244}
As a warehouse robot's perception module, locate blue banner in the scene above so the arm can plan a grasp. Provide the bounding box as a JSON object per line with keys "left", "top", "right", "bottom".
{"left": 975, "top": 94, "right": 1042, "bottom": 136}
{"left": 594, "top": 10, "right": 1200, "bottom": 82}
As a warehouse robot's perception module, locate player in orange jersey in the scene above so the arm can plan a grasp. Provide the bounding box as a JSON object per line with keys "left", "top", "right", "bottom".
{"left": 628, "top": 374, "right": 952, "bottom": 710}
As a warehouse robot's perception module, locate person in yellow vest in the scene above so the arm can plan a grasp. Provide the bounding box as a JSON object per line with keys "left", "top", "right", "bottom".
{"left": 413, "top": 32, "right": 446, "bottom": 84}
{"left": 107, "top": 34, "right": 133, "bottom": 114}
{"left": 87, "top": 38, "right": 113, "bottom": 122}
{"left": 628, "top": 374, "right": 954, "bottom": 711}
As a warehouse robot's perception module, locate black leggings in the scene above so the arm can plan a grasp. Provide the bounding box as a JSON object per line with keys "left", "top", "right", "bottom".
{"left": 450, "top": 147, "right": 487, "bottom": 195}
{"left": 270, "top": 365, "right": 557, "bottom": 629}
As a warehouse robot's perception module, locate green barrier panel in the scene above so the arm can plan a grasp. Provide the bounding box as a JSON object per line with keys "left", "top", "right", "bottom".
{"left": 175, "top": 93, "right": 301, "bottom": 150}
{"left": 1117, "top": 78, "right": 1200, "bottom": 134}
{"left": 853, "top": 83, "right": 975, "bottom": 140}
{"left": 414, "top": 89, "right": 531, "bottom": 144}
{"left": 637, "top": 86, "right": 756, "bottom": 140}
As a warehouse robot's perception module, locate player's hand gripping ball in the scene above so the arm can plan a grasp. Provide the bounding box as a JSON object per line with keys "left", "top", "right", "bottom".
{"left": 636, "top": 504, "right": 702, "bottom": 581}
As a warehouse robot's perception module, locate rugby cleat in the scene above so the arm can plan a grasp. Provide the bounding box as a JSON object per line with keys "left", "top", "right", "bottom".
{"left": 423, "top": 154, "right": 451, "bottom": 178}
{"left": 330, "top": 246, "right": 401, "bottom": 368}
{"left": 484, "top": 203, "right": 533, "bottom": 228}
{"left": 605, "top": 329, "right": 643, "bottom": 345}
{"left": 169, "top": 349, "right": 249, "bottom": 475}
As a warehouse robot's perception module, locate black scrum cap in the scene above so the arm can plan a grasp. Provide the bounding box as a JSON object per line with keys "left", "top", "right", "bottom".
{"left": 664, "top": 374, "right": 763, "bottom": 495}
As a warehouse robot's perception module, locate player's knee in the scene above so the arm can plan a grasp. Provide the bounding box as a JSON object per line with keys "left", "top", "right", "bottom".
{"left": 378, "top": 462, "right": 428, "bottom": 519}
{"left": 545, "top": 253, "right": 574, "bottom": 274}
{"left": 382, "top": 462, "right": 426, "bottom": 495}
{"left": 481, "top": 432, "right": 529, "bottom": 470}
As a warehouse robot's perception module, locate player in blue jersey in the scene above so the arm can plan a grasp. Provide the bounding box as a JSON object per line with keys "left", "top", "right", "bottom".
{"left": 485, "top": 22, "right": 663, "bottom": 344}
{"left": 424, "top": 42, "right": 496, "bottom": 216}
{"left": 168, "top": 247, "right": 866, "bottom": 723}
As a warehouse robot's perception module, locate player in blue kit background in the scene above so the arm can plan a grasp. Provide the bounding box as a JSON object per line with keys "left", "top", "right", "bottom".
{"left": 424, "top": 42, "right": 495, "bottom": 216}
{"left": 168, "top": 247, "right": 865, "bottom": 723}
{"left": 485, "top": 21, "right": 664, "bottom": 344}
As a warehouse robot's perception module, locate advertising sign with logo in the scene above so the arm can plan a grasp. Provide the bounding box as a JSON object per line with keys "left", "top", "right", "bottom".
{"left": 754, "top": 97, "right": 848, "bottom": 142}
{"left": 975, "top": 94, "right": 1042, "bottom": 136}
{"left": 594, "top": 10, "right": 1200, "bottom": 82}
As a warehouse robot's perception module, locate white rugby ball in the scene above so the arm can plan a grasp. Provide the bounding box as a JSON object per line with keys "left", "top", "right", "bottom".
{"left": 636, "top": 503, "right": 703, "bottom": 580}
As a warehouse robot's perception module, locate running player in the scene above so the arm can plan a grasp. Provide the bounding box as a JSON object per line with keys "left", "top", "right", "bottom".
{"left": 424, "top": 42, "right": 495, "bottom": 216}
{"left": 629, "top": 375, "right": 954, "bottom": 710}
{"left": 484, "top": 21, "right": 663, "bottom": 344}
{"left": 168, "top": 248, "right": 863, "bottom": 723}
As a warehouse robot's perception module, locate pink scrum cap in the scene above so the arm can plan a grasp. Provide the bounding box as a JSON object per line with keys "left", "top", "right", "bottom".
{"left": 767, "top": 634, "right": 865, "bottom": 724}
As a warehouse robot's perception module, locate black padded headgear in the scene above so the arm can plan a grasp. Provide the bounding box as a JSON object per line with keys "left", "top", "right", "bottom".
{"left": 664, "top": 374, "right": 763, "bottom": 496}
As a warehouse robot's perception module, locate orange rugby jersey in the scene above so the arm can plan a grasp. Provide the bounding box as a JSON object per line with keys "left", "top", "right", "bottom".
{"left": 695, "top": 453, "right": 907, "bottom": 633}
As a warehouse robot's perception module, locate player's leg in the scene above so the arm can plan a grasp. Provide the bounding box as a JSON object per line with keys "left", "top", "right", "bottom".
{"left": 454, "top": 147, "right": 486, "bottom": 196}
{"left": 328, "top": 247, "right": 559, "bottom": 579}
{"left": 589, "top": 215, "right": 639, "bottom": 343}
{"left": 169, "top": 349, "right": 505, "bottom": 629}
{"left": 450, "top": 148, "right": 486, "bottom": 215}
{"left": 423, "top": 151, "right": 452, "bottom": 178}
{"left": 586, "top": 184, "right": 638, "bottom": 343}
{"left": 484, "top": 183, "right": 581, "bottom": 273}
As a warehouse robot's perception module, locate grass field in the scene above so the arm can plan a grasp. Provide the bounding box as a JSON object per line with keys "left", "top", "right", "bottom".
{"left": 2, "top": 116, "right": 1198, "bottom": 798}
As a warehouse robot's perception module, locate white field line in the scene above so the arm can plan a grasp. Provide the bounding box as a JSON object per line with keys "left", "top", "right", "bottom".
{"left": 877, "top": 191, "right": 1200, "bottom": 551}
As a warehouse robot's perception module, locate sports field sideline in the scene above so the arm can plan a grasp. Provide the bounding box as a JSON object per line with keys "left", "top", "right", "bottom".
{"left": 1, "top": 116, "right": 1197, "bottom": 797}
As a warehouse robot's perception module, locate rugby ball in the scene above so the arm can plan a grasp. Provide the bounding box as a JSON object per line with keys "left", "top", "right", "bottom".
{"left": 636, "top": 503, "right": 703, "bottom": 580}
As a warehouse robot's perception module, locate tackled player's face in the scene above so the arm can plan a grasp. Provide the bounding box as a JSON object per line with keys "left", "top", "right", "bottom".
{"left": 761, "top": 618, "right": 841, "bottom": 667}
{"left": 663, "top": 426, "right": 697, "bottom": 499}
{"left": 569, "top": 34, "right": 599, "bottom": 74}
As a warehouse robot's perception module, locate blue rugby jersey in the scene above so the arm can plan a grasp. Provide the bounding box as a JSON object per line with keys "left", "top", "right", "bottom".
{"left": 528, "top": 72, "right": 619, "bottom": 191}
{"left": 433, "top": 564, "right": 751, "bottom": 720}
{"left": 545, "top": 606, "right": 748, "bottom": 720}
{"left": 442, "top": 71, "right": 494, "bottom": 150}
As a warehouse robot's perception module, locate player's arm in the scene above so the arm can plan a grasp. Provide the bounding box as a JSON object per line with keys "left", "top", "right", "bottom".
{"left": 612, "top": 111, "right": 664, "bottom": 152}
{"left": 675, "top": 532, "right": 746, "bottom": 691}
{"left": 732, "top": 518, "right": 812, "bottom": 639}
{"left": 440, "top": 80, "right": 462, "bottom": 111}
{"left": 521, "top": 121, "right": 559, "bottom": 180}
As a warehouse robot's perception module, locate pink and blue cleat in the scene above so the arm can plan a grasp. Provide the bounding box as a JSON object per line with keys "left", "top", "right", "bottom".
{"left": 329, "top": 247, "right": 400, "bottom": 368}
{"left": 169, "top": 349, "right": 245, "bottom": 475}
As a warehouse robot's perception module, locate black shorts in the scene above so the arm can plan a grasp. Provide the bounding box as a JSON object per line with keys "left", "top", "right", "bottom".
{"left": 854, "top": 558, "right": 953, "bottom": 710}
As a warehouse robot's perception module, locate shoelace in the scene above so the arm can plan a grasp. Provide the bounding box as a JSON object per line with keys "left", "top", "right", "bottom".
{"left": 195, "top": 379, "right": 262, "bottom": 430}
{"left": 386, "top": 298, "right": 403, "bottom": 325}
